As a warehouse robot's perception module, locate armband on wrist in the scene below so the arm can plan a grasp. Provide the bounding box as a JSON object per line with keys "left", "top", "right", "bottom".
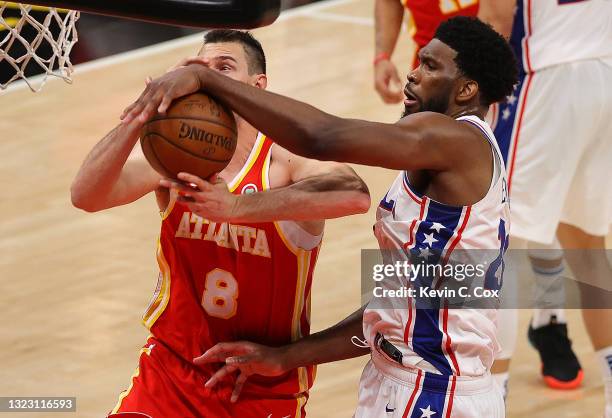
{"left": 373, "top": 52, "right": 391, "bottom": 66}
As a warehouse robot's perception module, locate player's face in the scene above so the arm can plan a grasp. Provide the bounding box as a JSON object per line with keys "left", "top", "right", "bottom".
{"left": 199, "top": 42, "right": 256, "bottom": 85}
{"left": 402, "top": 39, "right": 460, "bottom": 117}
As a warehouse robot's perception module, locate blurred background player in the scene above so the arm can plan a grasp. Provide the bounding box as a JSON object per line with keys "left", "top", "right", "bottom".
{"left": 71, "top": 29, "right": 370, "bottom": 418}
{"left": 483, "top": 0, "right": 612, "bottom": 411}
{"left": 373, "top": 0, "right": 479, "bottom": 103}
{"left": 123, "top": 16, "right": 519, "bottom": 418}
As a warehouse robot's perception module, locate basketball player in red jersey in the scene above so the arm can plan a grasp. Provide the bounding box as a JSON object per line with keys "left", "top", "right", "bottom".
{"left": 70, "top": 30, "right": 370, "bottom": 418}
{"left": 374, "top": 0, "right": 479, "bottom": 103}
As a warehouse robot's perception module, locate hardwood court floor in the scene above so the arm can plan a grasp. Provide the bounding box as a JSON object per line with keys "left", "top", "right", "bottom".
{"left": 1, "top": 0, "right": 610, "bottom": 416}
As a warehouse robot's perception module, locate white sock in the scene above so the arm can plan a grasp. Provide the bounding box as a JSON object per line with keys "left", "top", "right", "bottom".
{"left": 596, "top": 346, "right": 612, "bottom": 418}
{"left": 530, "top": 258, "right": 567, "bottom": 329}
{"left": 493, "top": 372, "right": 509, "bottom": 400}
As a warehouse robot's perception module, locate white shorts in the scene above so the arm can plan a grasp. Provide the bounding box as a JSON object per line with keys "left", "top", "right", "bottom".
{"left": 491, "top": 57, "right": 612, "bottom": 243}
{"left": 354, "top": 350, "right": 504, "bottom": 418}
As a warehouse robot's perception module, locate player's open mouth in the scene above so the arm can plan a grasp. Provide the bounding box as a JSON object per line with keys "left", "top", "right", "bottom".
{"left": 404, "top": 88, "right": 418, "bottom": 106}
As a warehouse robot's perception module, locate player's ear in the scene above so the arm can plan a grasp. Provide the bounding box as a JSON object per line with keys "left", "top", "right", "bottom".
{"left": 456, "top": 79, "right": 479, "bottom": 104}
{"left": 253, "top": 73, "right": 267, "bottom": 90}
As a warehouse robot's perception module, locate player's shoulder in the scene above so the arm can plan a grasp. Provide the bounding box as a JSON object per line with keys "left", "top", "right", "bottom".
{"left": 399, "top": 112, "right": 492, "bottom": 161}
{"left": 268, "top": 140, "right": 358, "bottom": 186}
{"left": 269, "top": 141, "right": 317, "bottom": 169}
{"left": 397, "top": 111, "right": 476, "bottom": 138}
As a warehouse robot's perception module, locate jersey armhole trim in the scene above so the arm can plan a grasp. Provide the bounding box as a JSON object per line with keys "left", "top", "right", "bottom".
{"left": 160, "top": 190, "right": 177, "bottom": 220}
{"left": 274, "top": 220, "right": 323, "bottom": 253}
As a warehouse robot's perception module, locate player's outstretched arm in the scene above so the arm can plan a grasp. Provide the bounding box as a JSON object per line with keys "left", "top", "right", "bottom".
{"left": 374, "top": 0, "right": 405, "bottom": 103}
{"left": 240, "top": 156, "right": 371, "bottom": 224}
{"left": 121, "top": 65, "right": 476, "bottom": 172}
{"left": 160, "top": 157, "right": 369, "bottom": 224}
{"left": 193, "top": 306, "right": 368, "bottom": 402}
{"left": 71, "top": 118, "right": 162, "bottom": 212}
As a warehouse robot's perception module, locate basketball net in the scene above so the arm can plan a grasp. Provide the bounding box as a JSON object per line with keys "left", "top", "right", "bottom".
{"left": 0, "top": 2, "right": 79, "bottom": 92}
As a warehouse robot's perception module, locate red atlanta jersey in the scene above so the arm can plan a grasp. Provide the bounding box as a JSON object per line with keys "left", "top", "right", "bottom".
{"left": 142, "top": 133, "right": 320, "bottom": 398}
{"left": 404, "top": 0, "right": 479, "bottom": 63}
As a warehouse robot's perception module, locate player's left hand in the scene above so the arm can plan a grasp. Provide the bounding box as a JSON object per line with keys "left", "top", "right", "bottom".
{"left": 194, "top": 341, "right": 288, "bottom": 403}
{"left": 159, "top": 172, "right": 238, "bottom": 222}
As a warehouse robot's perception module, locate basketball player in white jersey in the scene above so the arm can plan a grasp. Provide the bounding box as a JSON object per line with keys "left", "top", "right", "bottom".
{"left": 480, "top": 0, "right": 612, "bottom": 410}
{"left": 122, "top": 17, "right": 519, "bottom": 417}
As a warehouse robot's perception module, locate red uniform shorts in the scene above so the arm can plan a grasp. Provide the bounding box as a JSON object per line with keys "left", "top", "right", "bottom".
{"left": 108, "top": 337, "right": 307, "bottom": 418}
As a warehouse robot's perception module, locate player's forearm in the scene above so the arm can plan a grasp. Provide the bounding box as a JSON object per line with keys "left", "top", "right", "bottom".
{"left": 197, "top": 67, "right": 419, "bottom": 168}
{"left": 374, "top": 0, "right": 404, "bottom": 56}
{"left": 232, "top": 173, "right": 370, "bottom": 223}
{"left": 280, "top": 305, "right": 369, "bottom": 371}
{"left": 199, "top": 67, "right": 342, "bottom": 161}
{"left": 71, "top": 123, "right": 139, "bottom": 212}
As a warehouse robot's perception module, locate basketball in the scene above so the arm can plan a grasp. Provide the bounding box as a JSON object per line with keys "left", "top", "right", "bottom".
{"left": 140, "top": 92, "right": 237, "bottom": 180}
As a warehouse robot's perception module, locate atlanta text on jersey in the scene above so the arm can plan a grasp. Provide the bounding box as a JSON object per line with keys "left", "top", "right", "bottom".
{"left": 174, "top": 211, "right": 271, "bottom": 258}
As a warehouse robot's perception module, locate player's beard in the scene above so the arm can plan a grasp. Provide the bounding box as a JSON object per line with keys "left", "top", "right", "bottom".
{"left": 401, "top": 86, "right": 453, "bottom": 118}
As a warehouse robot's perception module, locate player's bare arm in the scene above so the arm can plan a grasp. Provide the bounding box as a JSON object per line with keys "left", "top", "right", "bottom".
{"left": 157, "top": 142, "right": 370, "bottom": 232}
{"left": 374, "top": 0, "right": 405, "bottom": 103}
{"left": 477, "top": 0, "right": 516, "bottom": 39}
{"left": 159, "top": 160, "right": 369, "bottom": 226}
{"left": 194, "top": 306, "right": 368, "bottom": 402}
{"left": 122, "top": 59, "right": 493, "bottom": 205}
{"left": 71, "top": 118, "right": 162, "bottom": 212}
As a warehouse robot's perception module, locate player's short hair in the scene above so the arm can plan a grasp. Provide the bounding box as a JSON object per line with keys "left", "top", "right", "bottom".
{"left": 434, "top": 17, "right": 518, "bottom": 106}
{"left": 203, "top": 29, "right": 266, "bottom": 75}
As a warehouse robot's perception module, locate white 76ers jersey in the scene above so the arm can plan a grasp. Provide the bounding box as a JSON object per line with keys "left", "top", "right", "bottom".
{"left": 363, "top": 115, "right": 510, "bottom": 377}
{"left": 512, "top": 0, "right": 612, "bottom": 73}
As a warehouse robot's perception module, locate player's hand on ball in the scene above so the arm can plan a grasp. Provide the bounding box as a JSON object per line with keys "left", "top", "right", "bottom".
{"left": 167, "top": 55, "right": 210, "bottom": 73}
{"left": 194, "top": 341, "right": 288, "bottom": 403}
{"left": 121, "top": 63, "right": 208, "bottom": 123}
{"left": 159, "top": 172, "right": 238, "bottom": 222}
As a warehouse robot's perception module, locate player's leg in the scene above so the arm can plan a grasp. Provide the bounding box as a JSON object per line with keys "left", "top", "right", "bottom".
{"left": 490, "top": 245, "right": 518, "bottom": 400}
{"left": 526, "top": 238, "right": 583, "bottom": 389}
{"left": 491, "top": 307, "right": 517, "bottom": 400}
{"left": 528, "top": 239, "right": 567, "bottom": 330}
{"left": 557, "top": 223, "right": 612, "bottom": 417}
{"left": 555, "top": 56, "right": 612, "bottom": 415}
{"left": 490, "top": 236, "right": 521, "bottom": 400}
{"left": 491, "top": 236, "right": 580, "bottom": 393}
{"left": 494, "top": 64, "right": 587, "bottom": 389}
